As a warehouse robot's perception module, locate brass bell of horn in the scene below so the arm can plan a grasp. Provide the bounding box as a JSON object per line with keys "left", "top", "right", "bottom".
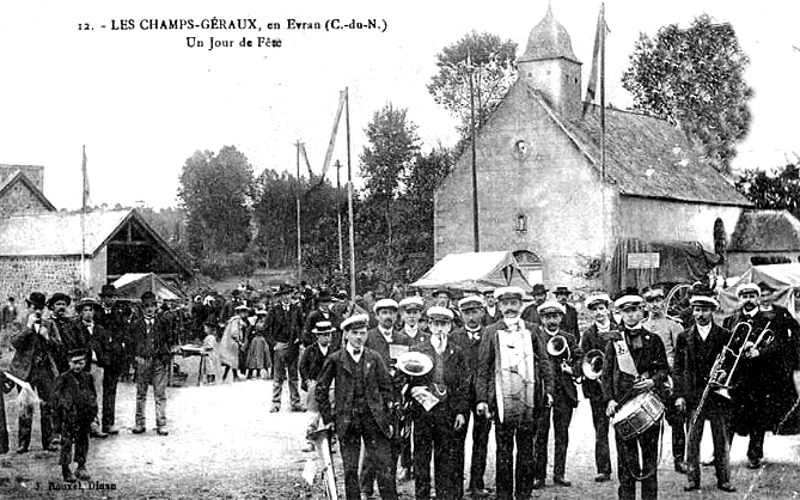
{"left": 581, "top": 349, "right": 605, "bottom": 381}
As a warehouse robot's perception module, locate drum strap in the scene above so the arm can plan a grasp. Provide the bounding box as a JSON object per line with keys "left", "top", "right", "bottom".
{"left": 613, "top": 338, "right": 639, "bottom": 378}
{"left": 620, "top": 418, "right": 665, "bottom": 482}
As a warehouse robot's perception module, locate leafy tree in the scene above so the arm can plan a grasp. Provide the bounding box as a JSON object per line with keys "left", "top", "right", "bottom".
{"left": 622, "top": 14, "right": 753, "bottom": 174}
{"left": 428, "top": 31, "right": 517, "bottom": 141}
{"left": 178, "top": 146, "right": 254, "bottom": 258}
{"left": 735, "top": 162, "right": 800, "bottom": 219}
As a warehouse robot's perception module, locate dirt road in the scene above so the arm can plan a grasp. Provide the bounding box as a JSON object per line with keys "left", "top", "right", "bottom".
{"left": 0, "top": 357, "right": 798, "bottom": 499}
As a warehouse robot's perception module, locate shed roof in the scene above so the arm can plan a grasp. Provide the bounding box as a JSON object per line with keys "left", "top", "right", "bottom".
{"left": 0, "top": 170, "right": 56, "bottom": 212}
{"left": 728, "top": 209, "right": 800, "bottom": 252}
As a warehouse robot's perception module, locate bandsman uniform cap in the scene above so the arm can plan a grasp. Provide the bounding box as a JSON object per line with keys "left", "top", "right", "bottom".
{"left": 494, "top": 286, "right": 525, "bottom": 300}
{"left": 341, "top": 314, "right": 369, "bottom": 332}
{"left": 312, "top": 321, "right": 336, "bottom": 335}
{"left": 642, "top": 287, "right": 665, "bottom": 299}
{"left": 373, "top": 298, "right": 399, "bottom": 314}
{"left": 426, "top": 306, "right": 454, "bottom": 321}
{"left": 614, "top": 294, "right": 644, "bottom": 310}
{"left": 537, "top": 300, "right": 566, "bottom": 315}
{"left": 458, "top": 295, "right": 486, "bottom": 311}
{"left": 736, "top": 283, "right": 761, "bottom": 297}
{"left": 234, "top": 304, "right": 250, "bottom": 312}
{"left": 255, "top": 309, "right": 268, "bottom": 316}
{"left": 689, "top": 295, "right": 720, "bottom": 309}
{"left": 67, "top": 347, "right": 89, "bottom": 360}
{"left": 398, "top": 296, "right": 424, "bottom": 310}
{"left": 585, "top": 293, "right": 612, "bottom": 308}
{"left": 479, "top": 286, "right": 496, "bottom": 295}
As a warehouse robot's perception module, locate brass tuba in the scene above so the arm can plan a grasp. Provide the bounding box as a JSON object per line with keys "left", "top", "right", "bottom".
{"left": 582, "top": 349, "right": 605, "bottom": 381}
{"left": 546, "top": 335, "right": 571, "bottom": 362}
{"left": 307, "top": 426, "right": 339, "bottom": 500}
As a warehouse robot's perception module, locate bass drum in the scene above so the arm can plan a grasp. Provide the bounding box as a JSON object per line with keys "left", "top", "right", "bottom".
{"left": 612, "top": 391, "right": 665, "bottom": 441}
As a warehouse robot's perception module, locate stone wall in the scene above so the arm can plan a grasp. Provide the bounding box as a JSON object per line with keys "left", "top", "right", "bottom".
{"left": 0, "top": 165, "right": 44, "bottom": 191}
{"left": 0, "top": 181, "right": 52, "bottom": 217}
{"left": 0, "top": 256, "right": 83, "bottom": 303}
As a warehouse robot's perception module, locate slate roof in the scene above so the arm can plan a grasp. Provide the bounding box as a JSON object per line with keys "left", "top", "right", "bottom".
{"left": 728, "top": 210, "right": 800, "bottom": 252}
{"left": 0, "top": 170, "right": 56, "bottom": 212}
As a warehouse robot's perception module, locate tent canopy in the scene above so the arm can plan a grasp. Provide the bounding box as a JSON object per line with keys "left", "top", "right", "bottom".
{"left": 411, "top": 251, "right": 531, "bottom": 291}
{"left": 112, "top": 273, "right": 184, "bottom": 301}
{"left": 720, "top": 263, "right": 800, "bottom": 316}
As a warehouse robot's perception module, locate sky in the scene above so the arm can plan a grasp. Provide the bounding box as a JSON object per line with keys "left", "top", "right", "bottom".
{"left": 0, "top": 0, "right": 798, "bottom": 210}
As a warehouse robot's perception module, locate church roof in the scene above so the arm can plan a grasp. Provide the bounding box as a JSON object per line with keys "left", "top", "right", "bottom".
{"left": 728, "top": 210, "right": 800, "bottom": 251}
{"left": 0, "top": 170, "right": 56, "bottom": 212}
{"left": 519, "top": 4, "right": 579, "bottom": 63}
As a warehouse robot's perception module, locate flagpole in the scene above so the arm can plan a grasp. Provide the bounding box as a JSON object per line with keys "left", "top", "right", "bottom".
{"left": 81, "top": 145, "right": 87, "bottom": 289}
{"left": 345, "top": 88, "right": 356, "bottom": 298}
{"left": 600, "top": 3, "right": 606, "bottom": 182}
{"left": 335, "top": 159, "right": 344, "bottom": 273}
{"left": 467, "top": 48, "right": 480, "bottom": 252}
{"left": 295, "top": 140, "right": 303, "bottom": 281}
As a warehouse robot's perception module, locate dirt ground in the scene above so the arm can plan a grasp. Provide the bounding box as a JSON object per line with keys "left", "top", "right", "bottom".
{"left": 0, "top": 355, "right": 798, "bottom": 500}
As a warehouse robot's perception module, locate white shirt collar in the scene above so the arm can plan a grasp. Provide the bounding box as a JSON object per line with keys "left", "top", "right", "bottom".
{"left": 319, "top": 344, "right": 329, "bottom": 356}
{"left": 502, "top": 317, "right": 521, "bottom": 330}
{"left": 404, "top": 324, "right": 418, "bottom": 337}
{"left": 696, "top": 322, "right": 712, "bottom": 340}
{"left": 346, "top": 342, "right": 362, "bottom": 363}
{"left": 379, "top": 326, "right": 393, "bottom": 342}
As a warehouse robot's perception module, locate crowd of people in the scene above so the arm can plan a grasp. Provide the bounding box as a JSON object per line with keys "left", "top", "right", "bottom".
{"left": 0, "top": 278, "right": 798, "bottom": 499}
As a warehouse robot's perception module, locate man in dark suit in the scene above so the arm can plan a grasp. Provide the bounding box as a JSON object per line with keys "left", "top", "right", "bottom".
{"left": 579, "top": 292, "right": 616, "bottom": 482}
{"left": 300, "top": 320, "right": 337, "bottom": 453}
{"left": 48, "top": 292, "right": 76, "bottom": 374}
{"left": 480, "top": 287, "right": 500, "bottom": 326}
{"left": 476, "top": 287, "right": 554, "bottom": 500}
{"left": 451, "top": 295, "right": 492, "bottom": 497}
{"left": 71, "top": 298, "right": 109, "bottom": 439}
{"left": 521, "top": 283, "right": 547, "bottom": 326}
{"left": 93, "top": 284, "right": 131, "bottom": 435}
{"left": 10, "top": 292, "right": 62, "bottom": 453}
{"left": 0, "top": 296, "right": 17, "bottom": 331}
{"left": 397, "top": 296, "right": 429, "bottom": 348}
{"left": 405, "top": 306, "right": 468, "bottom": 500}
{"left": 316, "top": 314, "right": 397, "bottom": 500}
{"left": 534, "top": 300, "right": 582, "bottom": 489}
{"left": 674, "top": 294, "right": 736, "bottom": 493}
{"left": 553, "top": 286, "right": 580, "bottom": 337}
{"left": 602, "top": 293, "right": 669, "bottom": 500}
{"left": 268, "top": 286, "right": 304, "bottom": 412}
{"left": 130, "top": 291, "right": 172, "bottom": 435}
{"left": 303, "top": 289, "right": 341, "bottom": 347}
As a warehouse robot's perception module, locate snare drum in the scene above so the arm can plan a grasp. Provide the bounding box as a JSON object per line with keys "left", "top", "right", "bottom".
{"left": 612, "top": 391, "right": 665, "bottom": 441}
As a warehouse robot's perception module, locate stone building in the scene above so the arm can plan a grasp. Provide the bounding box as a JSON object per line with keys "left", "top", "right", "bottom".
{"left": 0, "top": 165, "right": 191, "bottom": 301}
{"left": 434, "top": 6, "right": 800, "bottom": 290}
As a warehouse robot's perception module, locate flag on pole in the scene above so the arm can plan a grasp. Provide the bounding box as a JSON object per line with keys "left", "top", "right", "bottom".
{"left": 82, "top": 145, "right": 90, "bottom": 210}
{"left": 583, "top": 5, "right": 608, "bottom": 117}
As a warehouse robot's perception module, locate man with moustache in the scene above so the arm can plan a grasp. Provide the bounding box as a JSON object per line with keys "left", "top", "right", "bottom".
{"left": 603, "top": 292, "right": 669, "bottom": 500}
{"left": 48, "top": 293, "right": 78, "bottom": 374}
{"left": 316, "top": 314, "right": 397, "bottom": 500}
{"left": 674, "top": 293, "right": 736, "bottom": 493}
{"left": 533, "top": 300, "right": 582, "bottom": 489}
{"left": 579, "top": 292, "right": 616, "bottom": 482}
{"left": 476, "top": 287, "right": 553, "bottom": 500}
{"left": 451, "top": 295, "right": 491, "bottom": 497}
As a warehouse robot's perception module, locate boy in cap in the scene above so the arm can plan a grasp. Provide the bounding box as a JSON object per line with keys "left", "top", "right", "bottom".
{"left": 300, "top": 321, "right": 337, "bottom": 452}
{"left": 397, "top": 296, "right": 429, "bottom": 348}
{"left": 534, "top": 300, "right": 582, "bottom": 489}
{"left": 579, "top": 292, "right": 616, "bottom": 482}
{"left": 52, "top": 348, "right": 97, "bottom": 482}
{"left": 674, "top": 294, "right": 736, "bottom": 493}
{"left": 406, "top": 306, "right": 468, "bottom": 500}
{"left": 476, "top": 287, "right": 554, "bottom": 500}
{"left": 451, "top": 295, "right": 492, "bottom": 496}
{"left": 602, "top": 292, "right": 669, "bottom": 500}
{"left": 316, "top": 314, "right": 398, "bottom": 500}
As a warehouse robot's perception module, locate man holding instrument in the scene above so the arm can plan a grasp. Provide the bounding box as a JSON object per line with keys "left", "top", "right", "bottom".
{"left": 602, "top": 292, "right": 668, "bottom": 500}
{"left": 674, "top": 293, "right": 736, "bottom": 492}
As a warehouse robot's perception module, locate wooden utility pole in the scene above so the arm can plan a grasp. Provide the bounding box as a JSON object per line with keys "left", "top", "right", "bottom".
{"left": 345, "top": 88, "right": 356, "bottom": 298}
{"left": 335, "top": 159, "right": 344, "bottom": 273}
{"left": 467, "top": 49, "right": 480, "bottom": 252}
{"left": 295, "top": 140, "right": 303, "bottom": 281}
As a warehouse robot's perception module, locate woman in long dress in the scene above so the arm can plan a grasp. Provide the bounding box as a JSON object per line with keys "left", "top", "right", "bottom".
{"left": 219, "top": 306, "right": 249, "bottom": 382}
{"left": 246, "top": 310, "right": 270, "bottom": 379}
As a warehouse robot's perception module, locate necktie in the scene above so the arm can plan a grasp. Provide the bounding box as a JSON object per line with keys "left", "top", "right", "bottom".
{"left": 353, "top": 348, "right": 361, "bottom": 355}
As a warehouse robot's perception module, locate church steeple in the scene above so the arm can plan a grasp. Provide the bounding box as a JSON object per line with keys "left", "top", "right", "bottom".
{"left": 518, "top": 3, "right": 582, "bottom": 120}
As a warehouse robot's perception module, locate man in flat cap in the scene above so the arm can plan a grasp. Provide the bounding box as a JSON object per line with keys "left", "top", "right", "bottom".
{"left": 476, "top": 287, "right": 553, "bottom": 500}
{"left": 93, "top": 284, "right": 131, "bottom": 436}
{"left": 642, "top": 286, "right": 686, "bottom": 473}
{"left": 674, "top": 293, "right": 736, "bottom": 493}
{"left": 579, "top": 292, "right": 616, "bottom": 482}
{"left": 451, "top": 295, "right": 492, "bottom": 497}
{"left": 129, "top": 291, "right": 172, "bottom": 435}
{"left": 316, "top": 314, "right": 398, "bottom": 500}
{"left": 602, "top": 292, "right": 669, "bottom": 500}
{"left": 10, "top": 292, "right": 62, "bottom": 453}
{"left": 533, "top": 300, "right": 582, "bottom": 489}
{"left": 406, "top": 306, "right": 468, "bottom": 500}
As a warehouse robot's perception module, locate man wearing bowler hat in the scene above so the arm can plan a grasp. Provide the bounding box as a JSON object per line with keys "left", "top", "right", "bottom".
{"left": 72, "top": 297, "right": 109, "bottom": 439}
{"left": 316, "top": 314, "right": 398, "bottom": 500}
{"left": 554, "top": 286, "right": 579, "bottom": 337}
{"left": 521, "top": 283, "right": 548, "bottom": 325}
{"left": 94, "top": 284, "right": 130, "bottom": 435}
{"left": 10, "top": 292, "right": 62, "bottom": 453}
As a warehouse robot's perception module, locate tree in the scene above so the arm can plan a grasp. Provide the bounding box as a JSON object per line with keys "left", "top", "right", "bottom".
{"left": 735, "top": 162, "right": 800, "bottom": 219}
{"left": 178, "top": 146, "right": 254, "bottom": 258}
{"left": 428, "top": 31, "right": 517, "bottom": 141}
{"left": 622, "top": 15, "right": 753, "bottom": 175}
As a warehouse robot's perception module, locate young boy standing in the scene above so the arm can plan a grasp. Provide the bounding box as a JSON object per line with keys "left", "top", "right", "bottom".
{"left": 52, "top": 347, "right": 98, "bottom": 482}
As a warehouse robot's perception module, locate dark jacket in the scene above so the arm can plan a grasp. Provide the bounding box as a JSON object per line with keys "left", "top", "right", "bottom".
{"left": 303, "top": 309, "right": 342, "bottom": 346}
{"left": 579, "top": 323, "right": 618, "bottom": 401}
{"left": 300, "top": 342, "right": 335, "bottom": 382}
{"left": 475, "top": 320, "right": 554, "bottom": 417}
{"left": 538, "top": 328, "right": 582, "bottom": 407}
{"left": 70, "top": 320, "right": 108, "bottom": 372}
{"left": 673, "top": 323, "right": 730, "bottom": 408}
{"left": 407, "top": 340, "right": 469, "bottom": 418}
{"left": 10, "top": 312, "right": 62, "bottom": 381}
{"left": 601, "top": 325, "right": 669, "bottom": 405}
{"left": 365, "top": 327, "right": 411, "bottom": 365}
{"left": 267, "top": 303, "right": 303, "bottom": 345}
{"left": 52, "top": 369, "right": 97, "bottom": 427}
{"left": 129, "top": 315, "right": 172, "bottom": 361}
{"left": 450, "top": 325, "right": 486, "bottom": 402}
{"left": 559, "top": 303, "right": 580, "bottom": 337}
{"left": 316, "top": 347, "right": 395, "bottom": 438}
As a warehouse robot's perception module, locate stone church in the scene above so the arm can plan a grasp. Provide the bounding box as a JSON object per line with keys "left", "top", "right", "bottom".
{"left": 434, "top": 6, "right": 800, "bottom": 291}
{"left": 0, "top": 164, "right": 191, "bottom": 302}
